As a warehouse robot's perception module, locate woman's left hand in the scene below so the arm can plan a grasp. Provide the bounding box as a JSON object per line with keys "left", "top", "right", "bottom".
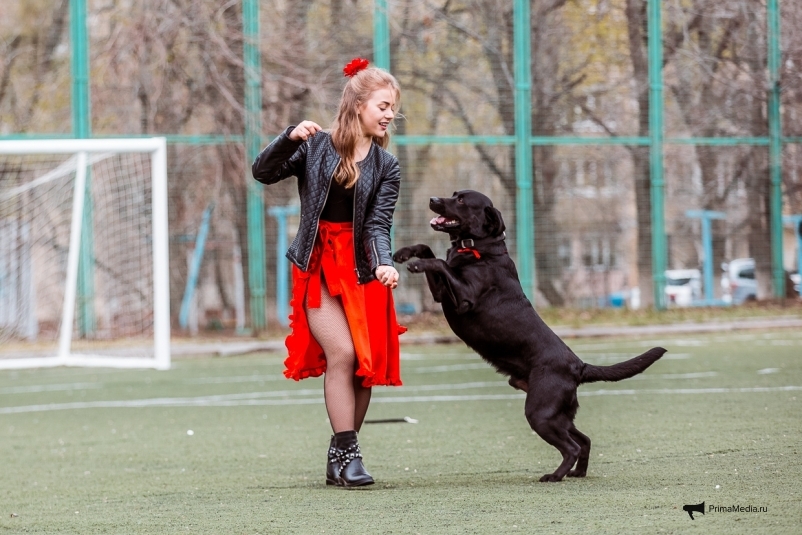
{"left": 375, "top": 265, "right": 399, "bottom": 289}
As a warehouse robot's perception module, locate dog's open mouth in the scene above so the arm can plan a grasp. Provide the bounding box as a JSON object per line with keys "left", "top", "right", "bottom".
{"left": 430, "top": 216, "right": 460, "bottom": 229}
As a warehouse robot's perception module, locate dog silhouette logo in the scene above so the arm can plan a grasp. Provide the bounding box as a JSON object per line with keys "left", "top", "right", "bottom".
{"left": 683, "top": 502, "right": 705, "bottom": 520}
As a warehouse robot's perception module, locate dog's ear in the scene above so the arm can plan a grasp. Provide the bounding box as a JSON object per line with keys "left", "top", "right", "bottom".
{"left": 483, "top": 206, "right": 506, "bottom": 236}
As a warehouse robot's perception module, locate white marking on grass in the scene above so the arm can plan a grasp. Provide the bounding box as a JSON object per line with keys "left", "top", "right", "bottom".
{"left": 582, "top": 353, "right": 691, "bottom": 363}
{"left": 710, "top": 333, "right": 797, "bottom": 343}
{"left": 397, "top": 381, "right": 507, "bottom": 391}
{"left": 401, "top": 352, "right": 478, "bottom": 361}
{"left": 3, "top": 385, "right": 802, "bottom": 414}
{"left": 571, "top": 339, "right": 699, "bottom": 351}
{"left": 184, "top": 374, "right": 285, "bottom": 384}
{"left": 632, "top": 371, "right": 717, "bottom": 380}
{"left": 579, "top": 353, "right": 639, "bottom": 359}
{"left": 0, "top": 383, "right": 103, "bottom": 395}
{"left": 413, "top": 363, "right": 491, "bottom": 373}
{"left": 757, "top": 368, "right": 780, "bottom": 374}
{"left": 580, "top": 386, "right": 802, "bottom": 396}
{"left": 670, "top": 340, "right": 708, "bottom": 347}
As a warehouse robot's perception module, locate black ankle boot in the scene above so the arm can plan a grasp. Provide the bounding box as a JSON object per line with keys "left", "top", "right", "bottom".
{"left": 326, "top": 436, "right": 339, "bottom": 486}
{"left": 330, "top": 430, "right": 374, "bottom": 487}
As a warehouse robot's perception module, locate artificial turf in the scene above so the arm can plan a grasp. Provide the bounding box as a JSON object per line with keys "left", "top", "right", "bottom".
{"left": 1, "top": 329, "right": 801, "bottom": 534}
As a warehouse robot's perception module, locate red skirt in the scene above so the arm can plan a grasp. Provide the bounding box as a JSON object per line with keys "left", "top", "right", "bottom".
{"left": 283, "top": 221, "right": 405, "bottom": 387}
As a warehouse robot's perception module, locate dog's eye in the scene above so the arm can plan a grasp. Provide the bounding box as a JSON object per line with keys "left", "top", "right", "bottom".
{"left": 457, "top": 196, "right": 464, "bottom": 204}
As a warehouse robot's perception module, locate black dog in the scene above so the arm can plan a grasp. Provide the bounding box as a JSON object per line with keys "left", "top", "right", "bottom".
{"left": 393, "top": 190, "right": 666, "bottom": 482}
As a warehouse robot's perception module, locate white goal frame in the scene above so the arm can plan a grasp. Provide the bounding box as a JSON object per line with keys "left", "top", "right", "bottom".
{"left": 0, "top": 138, "right": 171, "bottom": 370}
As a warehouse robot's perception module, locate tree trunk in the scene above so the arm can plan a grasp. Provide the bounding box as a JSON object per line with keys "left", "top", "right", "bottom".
{"left": 625, "top": 0, "right": 654, "bottom": 307}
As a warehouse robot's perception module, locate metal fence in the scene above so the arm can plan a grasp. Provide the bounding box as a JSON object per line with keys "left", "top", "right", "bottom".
{"left": 2, "top": 0, "right": 801, "bottom": 336}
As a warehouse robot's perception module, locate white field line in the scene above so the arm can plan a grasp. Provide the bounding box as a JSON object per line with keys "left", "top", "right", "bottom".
{"left": 581, "top": 353, "right": 691, "bottom": 363}
{"left": 401, "top": 353, "right": 481, "bottom": 361}
{"left": 0, "top": 382, "right": 104, "bottom": 395}
{"left": 412, "top": 354, "right": 691, "bottom": 371}
{"left": 2, "top": 385, "right": 801, "bottom": 414}
{"left": 757, "top": 368, "right": 780, "bottom": 374}
{"left": 630, "top": 371, "right": 718, "bottom": 380}
{"left": 185, "top": 374, "right": 286, "bottom": 384}
{"left": 569, "top": 339, "right": 702, "bottom": 351}
{"left": 414, "top": 363, "right": 491, "bottom": 373}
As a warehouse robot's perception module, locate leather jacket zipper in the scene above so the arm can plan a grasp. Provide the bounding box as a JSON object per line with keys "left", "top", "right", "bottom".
{"left": 352, "top": 149, "right": 370, "bottom": 282}
{"left": 371, "top": 238, "right": 379, "bottom": 276}
{"left": 305, "top": 157, "right": 339, "bottom": 271}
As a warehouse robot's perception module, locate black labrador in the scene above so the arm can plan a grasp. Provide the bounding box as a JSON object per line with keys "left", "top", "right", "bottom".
{"left": 393, "top": 190, "right": 666, "bottom": 482}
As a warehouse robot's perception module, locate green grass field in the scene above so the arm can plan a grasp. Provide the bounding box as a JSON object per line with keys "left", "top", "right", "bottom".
{"left": 2, "top": 329, "right": 801, "bottom": 534}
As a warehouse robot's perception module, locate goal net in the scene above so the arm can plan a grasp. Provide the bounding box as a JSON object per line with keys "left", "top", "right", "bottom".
{"left": 0, "top": 138, "right": 170, "bottom": 370}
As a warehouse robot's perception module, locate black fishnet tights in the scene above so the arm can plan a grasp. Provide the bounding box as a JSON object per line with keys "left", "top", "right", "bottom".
{"left": 306, "top": 278, "right": 371, "bottom": 433}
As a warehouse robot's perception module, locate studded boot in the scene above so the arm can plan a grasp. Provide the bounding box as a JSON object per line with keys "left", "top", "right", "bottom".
{"left": 330, "top": 430, "right": 374, "bottom": 487}
{"left": 325, "top": 436, "right": 339, "bottom": 485}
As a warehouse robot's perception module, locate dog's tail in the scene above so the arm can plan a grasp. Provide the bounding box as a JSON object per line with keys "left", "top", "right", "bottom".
{"left": 579, "top": 347, "right": 667, "bottom": 384}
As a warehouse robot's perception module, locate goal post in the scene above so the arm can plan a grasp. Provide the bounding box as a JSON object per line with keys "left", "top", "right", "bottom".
{"left": 0, "top": 138, "right": 170, "bottom": 370}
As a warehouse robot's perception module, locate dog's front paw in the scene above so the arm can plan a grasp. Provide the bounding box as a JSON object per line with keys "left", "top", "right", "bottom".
{"left": 567, "top": 469, "right": 586, "bottom": 478}
{"left": 406, "top": 260, "right": 425, "bottom": 273}
{"left": 393, "top": 247, "right": 413, "bottom": 263}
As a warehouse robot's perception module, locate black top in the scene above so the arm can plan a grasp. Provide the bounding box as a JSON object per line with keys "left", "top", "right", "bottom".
{"left": 320, "top": 175, "right": 355, "bottom": 222}
{"left": 320, "top": 150, "right": 371, "bottom": 222}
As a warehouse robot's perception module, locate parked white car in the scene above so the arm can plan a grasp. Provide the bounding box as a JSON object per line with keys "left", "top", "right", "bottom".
{"left": 720, "top": 258, "right": 802, "bottom": 303}
{"left": 721, "top": 258, "right": 757, "bottom": 304}
{"left": 664, "top": 269, "right": 702, "bottom": 307}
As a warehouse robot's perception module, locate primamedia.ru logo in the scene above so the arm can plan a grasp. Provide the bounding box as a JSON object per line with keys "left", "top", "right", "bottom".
{"left": 709, "top": 504, "right": 768, "bottom": 513}
{"left": 683, "top": 502, "right": 768, "bottom": 520}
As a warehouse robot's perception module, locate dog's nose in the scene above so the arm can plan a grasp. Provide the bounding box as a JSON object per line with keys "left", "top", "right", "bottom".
{"left": 429, "top": 197, "right": 441, "bottom": 206}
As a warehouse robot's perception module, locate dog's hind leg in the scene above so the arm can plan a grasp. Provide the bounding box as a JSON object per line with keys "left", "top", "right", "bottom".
{"left": 524, "top": 384, "right": 581, "bottom": 482}
{"left": 566, "top": 425, "right": 590, "bottom": 478}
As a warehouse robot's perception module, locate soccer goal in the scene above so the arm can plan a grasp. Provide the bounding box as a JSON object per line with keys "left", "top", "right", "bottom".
{"left": 0, "top": 138, "right": 170, "bottom": 370}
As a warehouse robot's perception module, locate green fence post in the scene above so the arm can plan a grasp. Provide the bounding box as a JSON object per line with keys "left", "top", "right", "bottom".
{"left": 70, "top": 0, "right": 96, "bottom": 335}
{"left": 513, "top": 0, "right": 535, "bottom": 302}
{"left": 244, "top": 0, "right": 266, "bottom": 331}
{"left": 768, "top": 0, "right": 785, "bottom": 297}
{"left": 373, "top": 0, "right": 391, "bottom": 70}
{"left": 374, "top": 0, "right": 394, "bottom": 252}
{"left": 648, "top": 0, "right": 667, "bottom": 310}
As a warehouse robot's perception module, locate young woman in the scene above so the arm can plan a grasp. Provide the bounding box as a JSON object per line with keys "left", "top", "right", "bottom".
{"left": 251, "top": 58, "right": 405, "bottom": 488}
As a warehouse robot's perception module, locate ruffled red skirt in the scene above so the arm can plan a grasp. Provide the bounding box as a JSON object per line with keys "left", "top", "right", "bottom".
{"left": 283, "top": 221, "right": 405, "bottom": 387}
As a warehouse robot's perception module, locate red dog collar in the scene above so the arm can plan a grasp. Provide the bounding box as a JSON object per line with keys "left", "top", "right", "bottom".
{"left": 457, "top": 248, "right": 481, "bottom": 259}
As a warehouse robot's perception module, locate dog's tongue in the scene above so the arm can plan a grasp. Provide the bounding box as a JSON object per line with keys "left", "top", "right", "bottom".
{"left": 430, "top": 216, "right": 446, "bottom": 225}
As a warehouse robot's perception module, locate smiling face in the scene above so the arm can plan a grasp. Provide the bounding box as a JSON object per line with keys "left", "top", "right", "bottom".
{"left": 429, "top": 190, "right": 505, "bottom": 240}
{"left": 358, "top": 87, "right": 396, "bottom": 139}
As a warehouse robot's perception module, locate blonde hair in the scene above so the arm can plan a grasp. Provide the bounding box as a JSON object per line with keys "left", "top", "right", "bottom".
{"left": 330, "top": 67, "right": 401, "bottom": 188}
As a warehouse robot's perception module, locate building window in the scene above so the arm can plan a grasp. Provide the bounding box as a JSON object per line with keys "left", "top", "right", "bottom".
{"left": 582, "top": 236, "right": 617, "bottom": 269}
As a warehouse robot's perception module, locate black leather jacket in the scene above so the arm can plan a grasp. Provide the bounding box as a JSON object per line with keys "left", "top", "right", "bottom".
{"left": 252, "top": 126, "right": 401, "bottom": 284}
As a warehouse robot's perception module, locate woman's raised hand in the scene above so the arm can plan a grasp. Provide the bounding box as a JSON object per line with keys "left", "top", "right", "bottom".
{"left": 289, "top": 121, "right": 322, "bottom": 141}
{"left": 375, "top": 265, "right": 399, "bottom": 289}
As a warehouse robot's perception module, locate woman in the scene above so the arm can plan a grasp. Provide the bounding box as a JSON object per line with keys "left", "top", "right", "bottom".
{"left": 251, "top": 58, "right": 404, "bottom": 488}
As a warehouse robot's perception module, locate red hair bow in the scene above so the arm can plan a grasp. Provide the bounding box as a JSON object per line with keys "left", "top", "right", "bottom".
{"left": 343, "top": 57, "right": 370, "bottom": 78}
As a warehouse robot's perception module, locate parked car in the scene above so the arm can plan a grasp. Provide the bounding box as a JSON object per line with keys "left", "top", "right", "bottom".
{"left": 664, "top": 269, "right": 702, "bottom": 307}
{"left": 721, "top": 258, "right": 802, "bottom": 303}
{"left": 721, "top": 258, "right": 757, "bottom": 305}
